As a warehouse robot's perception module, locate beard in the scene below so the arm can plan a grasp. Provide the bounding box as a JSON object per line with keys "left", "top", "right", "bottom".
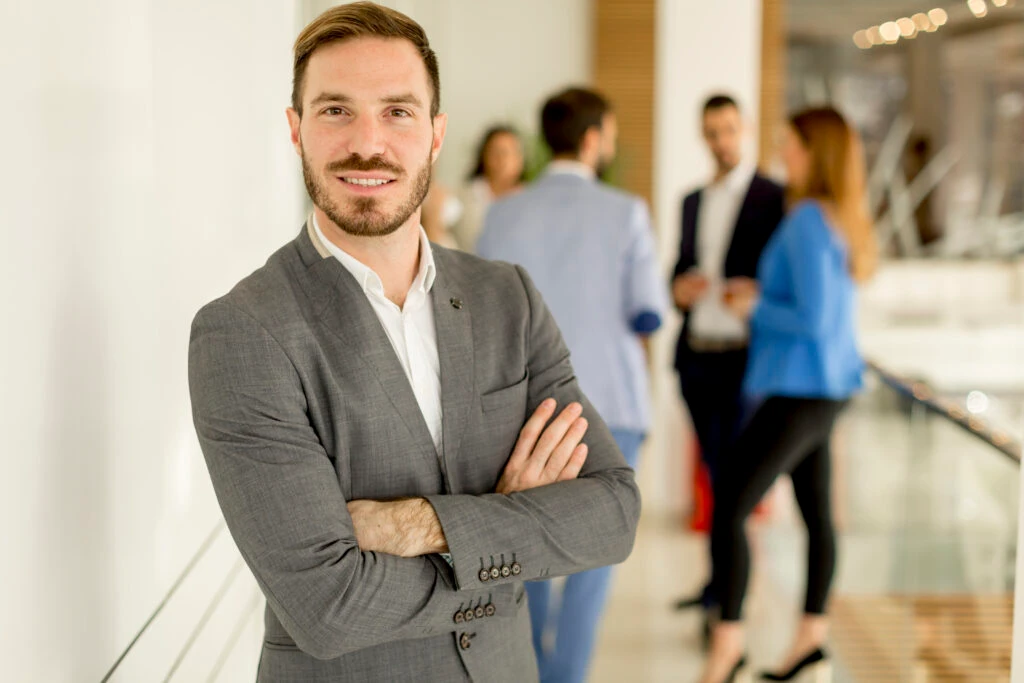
{"left": 302, "top": 146, "right": 432, "bottom": 237}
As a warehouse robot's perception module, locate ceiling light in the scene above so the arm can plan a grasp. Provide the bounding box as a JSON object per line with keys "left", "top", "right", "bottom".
{"left": 866, "top": 25, "right": 883, "bottom": 45}
{"left": 880, "top": 21, "right": 902, "bottom": 42}
{"left": 853, "top": 30, "right": 872, "bottom": 49}
{"left": 897, "top": 17, "right": 918, "bottom": 37}
{"left": 912, "top": 13, "right": 934, "bottom": 30}
{"left": 928, "top": 7, "right": 949, "bottom": 25}
{"left": 966, "top": 391, "right": 990, "bottom": 414}
{"left": 993, "top": 0, "right": 1008, "bottom": 6}
{"left": 968, "top": 0, "right": 989, "bottom": 16}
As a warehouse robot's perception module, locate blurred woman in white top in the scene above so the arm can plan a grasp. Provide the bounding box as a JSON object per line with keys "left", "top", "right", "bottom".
{"left": 451, "top": 125, "right": 526, "bottom": 252}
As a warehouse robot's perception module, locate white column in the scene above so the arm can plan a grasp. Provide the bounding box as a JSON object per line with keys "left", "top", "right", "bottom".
{"left": 645, "top": 0, "right": 763, "bottom": 517}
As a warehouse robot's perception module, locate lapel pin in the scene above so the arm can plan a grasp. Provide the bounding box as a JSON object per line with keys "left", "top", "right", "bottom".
{"left": 450, "top": 297, "right": 463, "bottom": 310}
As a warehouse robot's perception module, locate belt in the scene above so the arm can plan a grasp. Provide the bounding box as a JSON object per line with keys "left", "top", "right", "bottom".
{"left": 687, "top": 336, "right": 748, "bottom": 353}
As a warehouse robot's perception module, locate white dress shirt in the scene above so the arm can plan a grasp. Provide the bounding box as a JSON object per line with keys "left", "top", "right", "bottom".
{"left": 313, "top": 215, "right": 444, "bottom": 455}
{"left": 690, "top": 163, "right": 756, "bottom": 341}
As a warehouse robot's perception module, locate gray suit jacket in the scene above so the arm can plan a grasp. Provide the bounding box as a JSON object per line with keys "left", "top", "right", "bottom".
{"left": 188, "top": 220, "right": 641, "bottom": 682}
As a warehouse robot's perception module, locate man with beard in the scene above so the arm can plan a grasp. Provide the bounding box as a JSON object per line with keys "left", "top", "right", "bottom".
{"left": 477, "top": 87, "right": 668, "bottom": 683}
{"left": 187, "top": 4, "right": 640, "bottom": 682}
{"left": 669, "top": 95, "right": 785, "bottom": 638}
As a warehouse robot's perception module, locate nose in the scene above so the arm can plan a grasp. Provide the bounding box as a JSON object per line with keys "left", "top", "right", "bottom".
{"left": 344, "top": 113, "right": 388, "bottom": 160}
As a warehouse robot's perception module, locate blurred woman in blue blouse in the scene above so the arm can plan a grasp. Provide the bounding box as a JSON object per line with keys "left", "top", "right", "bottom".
{"left": 698, "top": 107, "right": 877, "bottom": 683}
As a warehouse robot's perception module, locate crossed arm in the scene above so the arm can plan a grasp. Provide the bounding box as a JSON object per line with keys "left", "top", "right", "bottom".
{"left": 346, "top": 398, "right": 590, "bottom": 557}
{"left": 188, "top": 268, "right": 639, "bottom": 660}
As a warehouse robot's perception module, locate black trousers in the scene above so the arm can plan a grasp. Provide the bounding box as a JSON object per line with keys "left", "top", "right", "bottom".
{"left": 677, "top": 348, "right": 749, "bottom": 484}
{"left": 710, "top": 396, "right": 847, "bottom": 622}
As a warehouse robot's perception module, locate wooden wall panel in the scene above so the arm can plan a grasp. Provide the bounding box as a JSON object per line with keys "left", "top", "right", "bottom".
{"left": 759, "top": 0, "right": 786, "bottom": 169}
{"left": 593, "top": 0, "right": 656, "bottom": 208}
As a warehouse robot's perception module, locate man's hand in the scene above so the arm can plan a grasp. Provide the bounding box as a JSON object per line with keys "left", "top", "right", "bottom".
{"left": 496, "top": 399, "right": 589, "bottom": 495}
{"left": 672, "top": 272, "right": 709, "bottom": 311}
{"left": 347, "top": 498, "right": 449, "bottom": 557}
{"left": 723, "top": 276, "right": 760, "bottom": 320}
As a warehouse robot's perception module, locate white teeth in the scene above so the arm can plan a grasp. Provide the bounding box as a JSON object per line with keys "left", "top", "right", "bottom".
{"left": 343, "top": 178, "right": 391, "bottom": 187}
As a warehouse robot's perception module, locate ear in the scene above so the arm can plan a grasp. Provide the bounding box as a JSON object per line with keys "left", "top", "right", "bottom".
{"left": 286, "top": 108, "right": 302, "bottom": 157}
{"left": 430, "top": 112, "right": 448, "bottom": 164}
{"left": 579, "top": 125, "right": 602, "bottom": 163}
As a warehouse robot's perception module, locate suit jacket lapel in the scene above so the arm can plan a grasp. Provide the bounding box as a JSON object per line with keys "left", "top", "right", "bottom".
{"left": 723, "top": 176, "right": 757, "bottom": 276}
{"left": 683, "top": 190, "right": 702, "bottom": 269}
{"left": 430, "top": 249, "right": 474, "bottom": 492}
{"left": 294, "top": 220, "right": 440, "bottom": 470}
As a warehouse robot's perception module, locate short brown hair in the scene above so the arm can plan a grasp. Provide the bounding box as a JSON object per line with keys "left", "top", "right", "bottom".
{"left": 703, "top": 94, "right": 739, "bottom": 114}
{"left": 540, "top": 87, "right": 611, "bottom": 156}
{"left": 292, "top": 2, "right": 440, "bottom": 117}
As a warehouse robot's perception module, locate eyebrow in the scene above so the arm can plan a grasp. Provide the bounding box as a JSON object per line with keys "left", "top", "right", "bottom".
{"left": 309, "top": 92, "right": 353, "bottom": 108}
{"left": 308, "top": 92, "right": 424, "bottom": 109}
{"left": 380, "top": 93, "right": 423, "bottom": 108}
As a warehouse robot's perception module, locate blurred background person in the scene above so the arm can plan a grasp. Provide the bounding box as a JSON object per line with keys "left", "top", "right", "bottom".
{"left": 477, "top": 87, "right": 669, "bottom": 683}
{"left": 670, "top": 94, "right": 785, "bottom": 630}
{"left": 697, "top": 106, "right": 876, "bottom": 683}
{"left": 420, "top": 178, "right": 461, "bottom": 248}
{"left": 451, "top": 125, "right": 526, "bottom": 252}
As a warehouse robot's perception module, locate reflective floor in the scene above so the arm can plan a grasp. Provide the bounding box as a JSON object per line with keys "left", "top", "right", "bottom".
{"left": 590, "top": 385, "right": 1018, "bottom": 682}
{"left": 590, "top": 521, "right": 1014, "bottom": 682}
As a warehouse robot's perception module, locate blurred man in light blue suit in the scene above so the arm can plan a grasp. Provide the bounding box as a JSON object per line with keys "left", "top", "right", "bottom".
{"left": 477, "top": 87, "right": 669, "bottom": 683}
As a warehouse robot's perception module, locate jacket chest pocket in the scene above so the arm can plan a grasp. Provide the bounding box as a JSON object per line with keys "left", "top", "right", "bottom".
{"left": 454, "top": 374, "right": 529, "bottom": 492}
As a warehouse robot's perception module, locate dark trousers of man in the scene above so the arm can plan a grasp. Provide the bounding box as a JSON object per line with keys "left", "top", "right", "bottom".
{"left": 678, "top": 347, "right": 749, "bottom": 487}
{"left": 677, "top": 346, "right": 749, "bottom": 608}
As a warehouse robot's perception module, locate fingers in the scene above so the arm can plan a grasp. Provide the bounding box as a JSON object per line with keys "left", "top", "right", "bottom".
{"left": 556, "top": 444, "right": 588, "bottom": 482}
{"left": 497, "top": 399, "right": 591, "bottom": 494}
{"left": 687, "top": 276, "right": 710, "bottom": 299}
{"left": 506, "top": 398, "right": 557, "bottom": 470}
{"left": 674, "top": 277, "right": 707, "bottom": 308}
{"left": 541, "top": 415, "right": 588, "bottom": 481}
{"left": 523, "top": 402, "right": 583, "bottom": 480}
{"left": 725, "top": 277, "right": 758, "bottom": 294}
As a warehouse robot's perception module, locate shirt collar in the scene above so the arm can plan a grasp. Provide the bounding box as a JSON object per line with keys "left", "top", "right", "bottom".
{"left": 709, "top": 162, "right": 756, "bottom": 193}
{"left": 312, "top": 213, "right": 436, "bottom": 299}
{"left": 546, "top": 159, "right": 596, "bottom": 180}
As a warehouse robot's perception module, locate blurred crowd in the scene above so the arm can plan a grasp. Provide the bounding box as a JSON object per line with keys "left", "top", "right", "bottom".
{"left": 435, "top": 85, "right": 873, "bottom": 683}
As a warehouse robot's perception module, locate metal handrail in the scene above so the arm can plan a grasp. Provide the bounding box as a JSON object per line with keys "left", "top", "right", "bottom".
{"left": 868, "top": 359, "right": 1022, "bottom": 463}
{"left": 163, "top": 559, "right": 246, "bottom": 682}
{"left": 99, "top": 521, "right": 226, "bottom": 682}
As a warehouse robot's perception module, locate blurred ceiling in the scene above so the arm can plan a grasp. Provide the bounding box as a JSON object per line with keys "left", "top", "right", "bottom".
{"left": 787, "top": 0, "right": 1023, "bottom": 40}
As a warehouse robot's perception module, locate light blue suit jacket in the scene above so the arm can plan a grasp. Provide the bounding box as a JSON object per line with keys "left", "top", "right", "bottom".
{"left": 477, "top": 169, "right": 669, "bottom": 433}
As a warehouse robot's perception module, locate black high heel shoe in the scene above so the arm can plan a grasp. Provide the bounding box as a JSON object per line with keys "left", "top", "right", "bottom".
{"left": 759, "top": 648, "right": 830, "bottom": 681}
{"left": 724, "top": 654, "right": 750, "bottom": 683}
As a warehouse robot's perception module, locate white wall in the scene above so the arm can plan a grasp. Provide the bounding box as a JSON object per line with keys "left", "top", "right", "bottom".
{"left": 0, "top": 1, "right": 303, "bottom": 680}
{"left": 645, "top": 0, "right": 763, "bottom": 518}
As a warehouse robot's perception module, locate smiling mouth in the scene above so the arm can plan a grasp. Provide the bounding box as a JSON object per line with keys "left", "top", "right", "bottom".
{"left": 340, "top": 177, "right": 395, "bottom": 187}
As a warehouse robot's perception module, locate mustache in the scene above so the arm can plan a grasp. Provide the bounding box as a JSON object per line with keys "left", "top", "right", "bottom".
{"left": 326, "top": 155, "right": 404, "bottom": 176}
